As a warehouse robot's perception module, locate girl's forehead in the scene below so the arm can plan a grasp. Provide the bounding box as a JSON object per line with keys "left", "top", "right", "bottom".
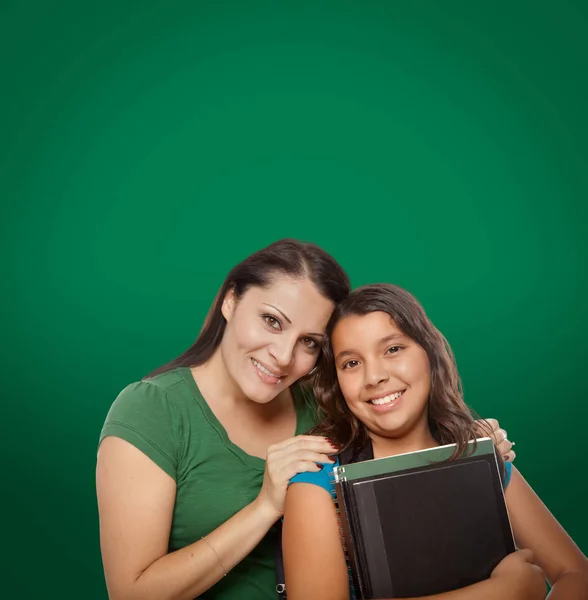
{"left": 332, "top": 312, "right": 406, "bottom": 346}
{"left": 336, "top": 311, "right": 401, "bottom": 332}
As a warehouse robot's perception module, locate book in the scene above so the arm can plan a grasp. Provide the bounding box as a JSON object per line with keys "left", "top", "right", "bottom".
{"left": 333, "top": 438, "right": 515, "bottom": 599}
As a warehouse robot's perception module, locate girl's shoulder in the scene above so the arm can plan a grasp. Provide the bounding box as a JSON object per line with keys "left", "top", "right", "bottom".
{"left": 289, "top": 458, "right": 340, "bottom": 499}
{"left": 503, "top": 460, "right": 513, "bottom": 488}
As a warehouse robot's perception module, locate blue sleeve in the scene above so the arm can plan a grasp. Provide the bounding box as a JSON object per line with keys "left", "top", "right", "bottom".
{"left": 289, "top": 459, "right": 339, "bottom": 499}
{"left": 503, "top": 461, "right": 512, "bottom": 489}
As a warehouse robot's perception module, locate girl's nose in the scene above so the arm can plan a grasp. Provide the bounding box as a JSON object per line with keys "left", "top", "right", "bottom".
{"left": 365, "top": 363, "right": 389, "bottom": 387}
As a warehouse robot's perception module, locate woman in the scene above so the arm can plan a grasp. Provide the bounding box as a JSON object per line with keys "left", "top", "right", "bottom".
{"left": 96, "top": 239, "right": 513, "bottom": 600}
{"left": 283, "top": 284, "right": 587, "bottom": 600}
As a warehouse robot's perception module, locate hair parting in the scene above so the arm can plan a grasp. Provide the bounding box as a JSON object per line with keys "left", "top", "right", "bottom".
{"left": 145, "top": 239, "right": 351, "bottom": 379}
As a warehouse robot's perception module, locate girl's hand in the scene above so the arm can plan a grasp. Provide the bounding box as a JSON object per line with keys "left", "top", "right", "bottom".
{"left": 475, "top": 418, "right": 516, "bottom": 462}
{"left": 490, "top": 549, "right": 546, "bottom": 599}
{"left": 256, "top": 435, "right": 337, "bottom": 521}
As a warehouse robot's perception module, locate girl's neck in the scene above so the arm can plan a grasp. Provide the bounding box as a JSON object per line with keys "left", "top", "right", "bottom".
{"left": 370, "top": 422, "right": 439, "bottom": 460}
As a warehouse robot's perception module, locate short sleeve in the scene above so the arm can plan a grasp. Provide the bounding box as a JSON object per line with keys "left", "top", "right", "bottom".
{"left": 503, "top": 461, "right": 513, "bottom": 489}
{"left": 99, "top": 380, "right": 181, "bottom": 480}
{"left": 289, "top": 460, "right": 338, "bottom": 499}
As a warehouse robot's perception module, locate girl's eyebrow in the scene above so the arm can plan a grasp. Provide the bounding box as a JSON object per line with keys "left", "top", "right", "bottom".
{"left": 335, "top": 333, "right": 405, "bottom": 361}
{"left": 335, "top": 348, "right": 356, "bottom": 361}
{"left": 380, "top": 333, "right": 405, "bottom": 344}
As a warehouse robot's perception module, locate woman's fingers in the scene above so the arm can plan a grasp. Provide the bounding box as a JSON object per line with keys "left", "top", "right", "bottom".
{"left": 496, "top": 436, "right": 513, "bottom": 455}
{"left": 268, "top": 449, "right": 335, "bottom": 481}
{"left": 271, "top": 434, "right": 333, "bottom": 450}
{"left": 475, "top": 418, "right": 498, "bottom": 437}
{"left": 496, "top": 428, "right": 508, "bottom": 444}
{"left": 475, "top": 419, "right": 509, "bottom": 444}
{"left": 490, "top": 428, "right": 517, "bottom": 461}
{"left": 285, "top": 461, "right": 324, "bottom": 478}
{"left": 258, "top": 436, "right": 340, "bottom": 517}
{"left": 474, "top": 419, "right": 516, "bottom": 458}
{"left": 268, "top": 436, "right": 338, "bottom": 463}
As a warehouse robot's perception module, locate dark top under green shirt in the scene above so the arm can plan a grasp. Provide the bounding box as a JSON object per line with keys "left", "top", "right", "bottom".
{"left": 99, "top": 367, "right": 318, "bottom": 600}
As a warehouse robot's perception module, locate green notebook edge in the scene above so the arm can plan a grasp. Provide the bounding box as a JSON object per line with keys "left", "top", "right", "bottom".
{"left": 333, "top": 437, "right": 495, "bottom": 483}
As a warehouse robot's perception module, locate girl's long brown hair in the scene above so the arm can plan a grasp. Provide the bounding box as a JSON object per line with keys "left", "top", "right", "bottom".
{"left": 312, "top": 284, "right": 497, "bottom": 461}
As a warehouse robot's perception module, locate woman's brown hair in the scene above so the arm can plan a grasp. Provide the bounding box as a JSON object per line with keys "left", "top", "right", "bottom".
{"left": 312, "top": 283, "right": 495, "bottom": 461}
{"left": 146, "top": 238, "right": 351, "bottom": 378}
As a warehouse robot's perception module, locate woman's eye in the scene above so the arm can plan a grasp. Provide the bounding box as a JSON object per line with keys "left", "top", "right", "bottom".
{"left": 263, "top": 315, "right": 281, "bottom": 330}
{"left": 301, "top": 337, "right": 319, "bottom": 350}
{"left": 342, "top": 360, "right": 359, "bottom": 370}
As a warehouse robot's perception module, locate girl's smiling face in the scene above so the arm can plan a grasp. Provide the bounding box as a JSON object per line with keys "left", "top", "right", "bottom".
{"left": 332, "top": 311, "right": 432, "bottom": 445}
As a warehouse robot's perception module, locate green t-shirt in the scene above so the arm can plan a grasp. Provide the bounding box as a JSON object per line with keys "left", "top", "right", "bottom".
{"left": 99, "top": 367, "right": 319, "bottom": 600}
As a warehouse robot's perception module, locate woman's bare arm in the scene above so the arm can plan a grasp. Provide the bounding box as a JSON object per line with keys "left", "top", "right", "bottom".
{"left": 97, "top": 437, "right": 279, "bottom": 600}
{"left": 97, "top": 434, "right": 335, "bottom": 600}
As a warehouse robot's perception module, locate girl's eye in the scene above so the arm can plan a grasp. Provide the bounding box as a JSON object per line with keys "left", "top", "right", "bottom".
{"left": 263, "top": 315, "right": 282, "bottom": 330}
{"left": 342, "top": 359, "right": 360, "bottom": 370}
{"left": 301, "top": 337, "right": 319, "bottom": 350}
{"left": 386, "top": 346, "right": 401, "bottom": 355}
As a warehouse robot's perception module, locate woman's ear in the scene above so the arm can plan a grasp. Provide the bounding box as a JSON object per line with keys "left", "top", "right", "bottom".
{"left": 221, "top": 288, "right": 237, "bottom": 322}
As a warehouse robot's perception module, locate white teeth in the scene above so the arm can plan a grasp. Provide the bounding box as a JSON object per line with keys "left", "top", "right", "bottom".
{"left": 252, "top": 359, "right": 282, "bottom": 379}
{"left": 370, "top": 391, "right": 404, "bottom": 405}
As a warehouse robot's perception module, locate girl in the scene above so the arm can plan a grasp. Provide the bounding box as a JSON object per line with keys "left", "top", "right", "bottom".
{"left": 283, "top": 284, "right": 588, "bottom": 600}
{"left": 97, "top": 242, "right": 512, "bottom": 600}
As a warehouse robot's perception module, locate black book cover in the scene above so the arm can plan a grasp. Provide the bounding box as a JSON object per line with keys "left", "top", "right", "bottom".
{"left": 334, "top": 438, "right": 515, "bottom": 599}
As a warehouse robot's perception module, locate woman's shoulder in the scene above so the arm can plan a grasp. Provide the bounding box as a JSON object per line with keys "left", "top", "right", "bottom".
{"left": 99, "top": 369, "right": 191, "bottom": 478}
{"left": 110, "top": 368, "right": 189, "bottom": 409}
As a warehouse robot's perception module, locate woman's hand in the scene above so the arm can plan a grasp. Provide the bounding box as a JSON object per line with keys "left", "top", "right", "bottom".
{"left": 490, "top": 549, "right": 546, "bottom": 599}
{"left": 475, "top": 418, "right": 516, "bottom": 462}
{"left": 256, "top": 435, "right": 337, "bottom": 521}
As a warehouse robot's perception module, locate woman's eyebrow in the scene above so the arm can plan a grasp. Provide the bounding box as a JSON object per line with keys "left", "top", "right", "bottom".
{"left": 263, "top": 303, "right": 292, "bottom": 323}
{"left": 263, "top": 303, "right": 325, "bottom": 338}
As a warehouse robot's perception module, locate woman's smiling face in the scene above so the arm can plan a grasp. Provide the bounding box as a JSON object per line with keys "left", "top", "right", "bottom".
{"left": 220, "top": 275, "right": 335, "bottom": 403}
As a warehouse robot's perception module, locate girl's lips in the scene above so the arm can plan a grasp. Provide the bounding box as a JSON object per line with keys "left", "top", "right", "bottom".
{"left": 368, "top": 391, "right": 405, "bottom": 413}
{"left": 368, "top": 389, "right": 406, "bottom": 404}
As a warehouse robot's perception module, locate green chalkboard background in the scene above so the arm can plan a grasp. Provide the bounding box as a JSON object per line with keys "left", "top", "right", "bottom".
{"left": 1, "top": 1, "right": 586, "bottom": 597}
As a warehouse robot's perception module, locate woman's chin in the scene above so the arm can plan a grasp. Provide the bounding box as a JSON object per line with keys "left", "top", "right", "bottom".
{"left": 240, "top": 377, "right": 285, "bottom": 404}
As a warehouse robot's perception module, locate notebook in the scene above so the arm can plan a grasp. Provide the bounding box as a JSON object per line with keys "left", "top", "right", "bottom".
{"left": 333, "top": 438, "right": 515, "bottom": 599}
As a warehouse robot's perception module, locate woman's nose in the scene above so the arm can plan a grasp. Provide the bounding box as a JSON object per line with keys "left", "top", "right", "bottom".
{"left": 268, "top": 338, "right": 297, "bottom": 367}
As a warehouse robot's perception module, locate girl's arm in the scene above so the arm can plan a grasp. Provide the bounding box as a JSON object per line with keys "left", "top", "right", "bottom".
{"left": 283, "top": 483, "right": 545, "bottom": 600}
{"left": 282, "top": 483, "right": 351, "bottom": 600}
{"left": 97, "top": 434, "right": 335, "bottom": 600}
{"left": 505, "top": 465, "right": 588, "bottom": 599}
